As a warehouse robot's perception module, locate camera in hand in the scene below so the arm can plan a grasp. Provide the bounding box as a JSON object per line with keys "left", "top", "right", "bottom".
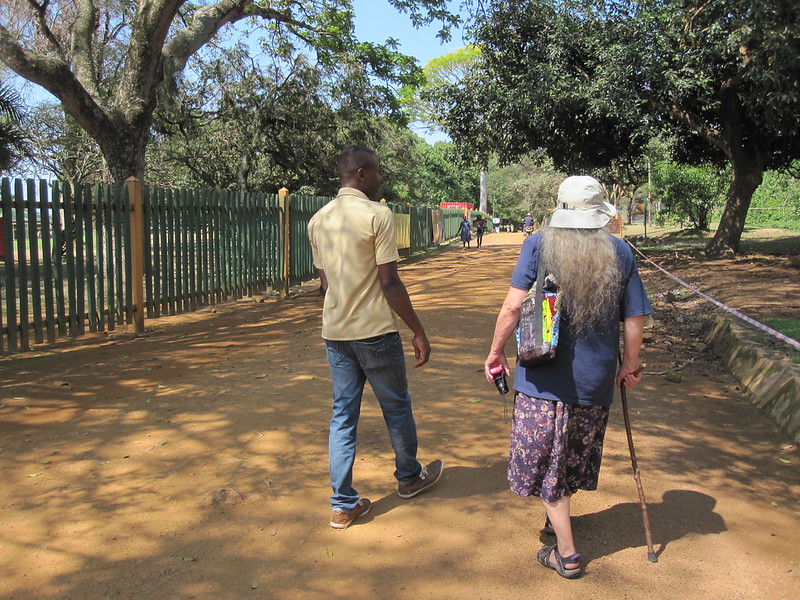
{"left": 489, "top": 366, "right": 508, "bottom": 395}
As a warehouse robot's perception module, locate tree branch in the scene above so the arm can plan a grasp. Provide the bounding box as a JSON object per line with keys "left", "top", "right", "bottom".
{"left": 656, "top": 98, "right": 729, "bottom": 156}
{"left": 247, "top": 4, "right": 326, "bottom": 33}
{"left": 25, "top": 0, "right": 64, "bottom": 57}
{"left": 162, "top": 0, "right": 249, "bottom": 82}
{"left": 0, "top": 25, "right": 114, "bottom": 140}
{"left": 116, "top": 0, "right": 183, "bottom": 122}
{"left": 681, "top": 0, "right": 713, "bottom": 50}
{"left": 70, "top": 0, "right": 101, "bottom": 99}
{"left": 162, "top": 1, "right": 327, "bottom": 82}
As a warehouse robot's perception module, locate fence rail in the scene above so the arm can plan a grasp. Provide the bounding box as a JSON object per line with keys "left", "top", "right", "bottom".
{"left": 1, "top": 177, "right": 489, "bottom": 354}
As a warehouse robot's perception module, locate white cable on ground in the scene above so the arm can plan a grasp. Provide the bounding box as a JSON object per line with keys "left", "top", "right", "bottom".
{"left": 626, "top": 239, "right": 800, "bottom": 352}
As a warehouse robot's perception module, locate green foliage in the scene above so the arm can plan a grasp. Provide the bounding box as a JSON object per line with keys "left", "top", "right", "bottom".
{"left": 0, "top": 83, "right": 27, "bottom": 171}
{"left": 1, "top": 1, "right": 460, "bottom": 182}
{"left": 407, "top": 141, "right": 480, "bottom": 208}
{"left": 145, "top": 33, "right": 481, "bottom": 204}
{"left": 652, "top": 162, "right": 727, "bottom": 230}
{"left": 429, "top": 1, "right": 654, "bottom": 172}
{"left": 746, "top": 170, "right": 800, "bottom": 231}
{"left": 487, "top": 156, "right": 564, "bottom": 222}
{"left": 401, "top": 46, "right": 482, "bottom": 127}
{"left": 147, "top": 44, "right": 422, "bottom": 194}
{"left": 645, "top": 0, "right": 800, "bottom": 171}
{"left": 433, "top": 0, "right": 800, "bottom": 253}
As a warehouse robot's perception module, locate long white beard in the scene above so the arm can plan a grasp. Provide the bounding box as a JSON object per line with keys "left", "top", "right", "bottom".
{"left": 541, "top": 228, "right": 622, "bottom": 336}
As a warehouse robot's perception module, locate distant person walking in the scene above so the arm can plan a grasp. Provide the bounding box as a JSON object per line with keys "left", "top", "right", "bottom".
{"left": 484, "top": 176, "right": 652, "bottom": 578}
{"left": 523, "top": 213, "right": 534, "bottom": 237}
{"left": 473, "top": 216, "right": 487, "bottom": 248}
{"left": 459, "top": 216, "right": 472, "bottom": 249}
{"left": 308, "top": 146, "right": 443, "bottom": 530}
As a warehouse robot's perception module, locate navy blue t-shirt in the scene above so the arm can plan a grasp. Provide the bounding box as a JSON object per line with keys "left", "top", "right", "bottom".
{"left": 510, "top": 231, "right": 653, "bottom": 406}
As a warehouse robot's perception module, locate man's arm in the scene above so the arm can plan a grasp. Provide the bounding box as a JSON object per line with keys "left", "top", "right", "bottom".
{"left": 317, "top": 268, "right": 328, "bottom": 296}
{"left": 377, "top": 261, "right": 430, "bottom": 368}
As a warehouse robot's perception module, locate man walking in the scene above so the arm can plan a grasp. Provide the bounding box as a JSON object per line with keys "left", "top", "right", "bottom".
{"left": 308, "top": 146, "right": 443, "bottom": 530}
{"left": 472, "top": 215, "right": 487, "bottom": 248}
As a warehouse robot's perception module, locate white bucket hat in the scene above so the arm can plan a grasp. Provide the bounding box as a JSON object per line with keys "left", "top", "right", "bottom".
{"left": 547, "top": 175, "right": 617, "bottom": 229}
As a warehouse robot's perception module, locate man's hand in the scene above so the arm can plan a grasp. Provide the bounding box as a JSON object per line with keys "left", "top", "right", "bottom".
{"left": 412, "top": 333, "right": 431, "bottom": 368}
{"left": 378, "top": 261, "right": 430, "bottom": 367}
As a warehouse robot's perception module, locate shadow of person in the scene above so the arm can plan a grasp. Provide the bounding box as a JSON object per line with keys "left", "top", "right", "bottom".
{"left": 365, "top": 462, "right": 510, "bottom": 520}
{"left": 548, "top": 490, "right": 726, "bottom": 563}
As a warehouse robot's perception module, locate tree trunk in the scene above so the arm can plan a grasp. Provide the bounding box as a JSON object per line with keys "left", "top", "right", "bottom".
{"left": 97, "top": 121, "right": 150, "bottom": 183}
{"left": 238, "top": 151, "right": 252, "bottom": 192}
{"left": 627, "top": 196, "right": 634, "bottom": 225}
{"left": 479, "top": 168, "right": 488, "bottom": 212}
{"left": 706, "top": 153, "right": 763, "bottom": 255}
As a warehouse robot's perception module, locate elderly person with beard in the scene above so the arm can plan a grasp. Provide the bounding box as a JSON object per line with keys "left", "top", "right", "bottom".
{"left": 484, "top": 175, "right": 652, "bottom": 579}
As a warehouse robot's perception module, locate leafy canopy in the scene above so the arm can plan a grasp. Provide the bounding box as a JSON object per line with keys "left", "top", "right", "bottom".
{"left": 0, "top": 1, "right": 460, "bottom": 181}
{"left": 652, "top": 162, "right": 727, "bottom": 231}
{"left": 431, "top": 0, "right": 800, "bottom": 252}
{"left": 0, "top": 82, "right": 27, "bottom": 171}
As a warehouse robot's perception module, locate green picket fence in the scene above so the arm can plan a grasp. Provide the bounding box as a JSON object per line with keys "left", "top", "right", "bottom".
{"left": 142, "top": 187, "right": 298, "bottom": 316}
{"left": 1, "top": 178, "right": 484, "bottom": 353}
{"left": 0, "top": 179, "right": 132, "bottom": 352}
{"left": 289, "top": 195, "right": 329, "bottom": 286}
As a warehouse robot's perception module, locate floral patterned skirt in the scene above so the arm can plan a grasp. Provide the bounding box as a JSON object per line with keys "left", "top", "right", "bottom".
{"left": 508, "top": 391, "right": 610, "bottom": 502}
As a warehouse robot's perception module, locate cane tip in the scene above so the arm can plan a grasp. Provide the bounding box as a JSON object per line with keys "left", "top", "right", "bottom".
{"left": 647, "top": 551, "right": 658, "bottom": 563}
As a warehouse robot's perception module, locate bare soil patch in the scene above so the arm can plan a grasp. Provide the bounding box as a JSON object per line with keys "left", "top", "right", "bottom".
{"left": 1, "top": 232, "right": 798, "bottom": 600}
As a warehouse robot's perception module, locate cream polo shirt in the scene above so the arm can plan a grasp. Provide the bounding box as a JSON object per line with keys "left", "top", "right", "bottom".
{"left": 308, "top": 187, "right": 401, "bottom": 340}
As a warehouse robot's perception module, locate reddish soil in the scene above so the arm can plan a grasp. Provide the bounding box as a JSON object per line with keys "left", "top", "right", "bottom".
{"left": 1, "top": 232, "right": 798, "bottom": 600}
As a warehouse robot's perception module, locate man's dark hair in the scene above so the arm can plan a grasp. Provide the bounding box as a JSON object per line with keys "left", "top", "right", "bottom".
{"left": 338, "top": 146, "right": 378, "bottom": 179}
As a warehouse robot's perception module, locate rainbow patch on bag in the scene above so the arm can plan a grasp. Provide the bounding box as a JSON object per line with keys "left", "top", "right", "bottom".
{"left": 541, "top": 291, "right": 560, "bottom": 345}
{"left": 515, "top": 290, "right": 560, "bottom": 347}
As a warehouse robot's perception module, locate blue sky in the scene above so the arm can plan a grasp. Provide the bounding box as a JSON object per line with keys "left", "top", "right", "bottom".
{"left": 352, "top": 0, "right": 468, "bottom": 67}
{"left": 352, "top": 0, "right": 469, "bottom": 141}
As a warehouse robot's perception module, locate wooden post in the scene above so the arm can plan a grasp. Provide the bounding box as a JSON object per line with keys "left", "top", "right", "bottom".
{"left": 279, "top": 187, "right": 290, "bottom": 297}
{"left": 126, "top": 177, "right": 145, "bottom": 334}
{"left": 406, "top": 203, "right": 412, "bottom": 253}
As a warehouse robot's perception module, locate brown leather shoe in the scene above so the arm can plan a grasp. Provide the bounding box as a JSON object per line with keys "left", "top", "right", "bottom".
{"left": 397, "top": 460, "right": 444, "bottom": 498}
{"left": 329, "top": 498, "right": 371, "bottom": 530}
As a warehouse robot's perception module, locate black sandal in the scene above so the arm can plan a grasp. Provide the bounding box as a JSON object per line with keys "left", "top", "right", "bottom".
{"left": 537, "top": 544, "right": 582, "bottom": 579}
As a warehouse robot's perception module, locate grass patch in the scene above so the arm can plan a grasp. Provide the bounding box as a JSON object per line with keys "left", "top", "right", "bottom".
{"left": 738, "top": 232, "right": 800, "bottom": 255}
{"left": 624, "top": 223, "right": 800, "bottom": 256}
{"left": 763, "top": 318, "right": 800, "bottom": 363}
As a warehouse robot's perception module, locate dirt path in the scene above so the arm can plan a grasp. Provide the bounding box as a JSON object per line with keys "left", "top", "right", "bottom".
{"left": 1, "top": 233, "right": 798, "bottom": 600}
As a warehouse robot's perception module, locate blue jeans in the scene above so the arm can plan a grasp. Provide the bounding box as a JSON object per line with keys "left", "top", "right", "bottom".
{"left": 325, "top": 332, "right": 421, "bottom": 511}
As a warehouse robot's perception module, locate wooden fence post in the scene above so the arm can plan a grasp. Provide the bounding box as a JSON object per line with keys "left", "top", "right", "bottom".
{"left": 126, "top": 177, "right": 145, "bottom": 334}
{"left": 279, "top": 187, "right": 290, "bottom": 297}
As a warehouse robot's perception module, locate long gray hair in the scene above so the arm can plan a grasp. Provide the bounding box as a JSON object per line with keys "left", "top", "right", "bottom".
{"left": 540, "top": 227, "right": 622, "bottom": 336}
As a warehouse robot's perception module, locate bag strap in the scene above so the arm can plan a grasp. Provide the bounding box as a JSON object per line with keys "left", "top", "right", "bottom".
{"left": 532, "top": 242, "right": 546, "bottom": 347}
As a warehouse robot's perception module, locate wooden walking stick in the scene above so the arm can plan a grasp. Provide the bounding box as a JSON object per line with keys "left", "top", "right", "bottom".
{"left": 620, "top": 363, "right": 658, "bottom": 563}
